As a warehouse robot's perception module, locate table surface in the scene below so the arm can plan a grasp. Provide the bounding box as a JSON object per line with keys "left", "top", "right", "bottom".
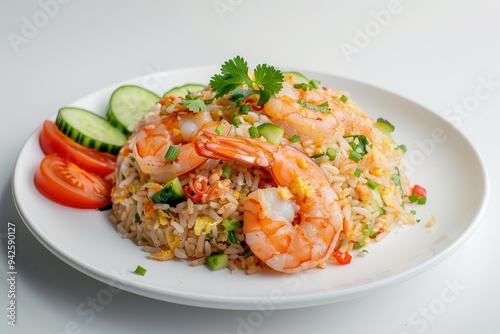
{"left": 1, "top": 1, "right": 499, "bottom": 333}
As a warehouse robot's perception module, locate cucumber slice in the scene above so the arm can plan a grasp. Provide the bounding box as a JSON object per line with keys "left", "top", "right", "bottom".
{"left": 256, "top": 123, "right": 285, "bottom": 145}
{"left": 206, "top": 254, "right": 229, "bottom": 271}
{"left": 56, "top": 107, "right": 127, "bottom": 154}
{"left": 107, "top": 85, "right": 160, "bottom": 135}
{"left": 375, "top": 118, "right": 395, "bottom": 139}
{"left": 283, "top": 71, "right": 310, "bottom": 84}
{"left": 164, "top": 84, "right": 206, "bottom": 98}
{"left": 150, "top": 177, "right": 186, "bottom": 205}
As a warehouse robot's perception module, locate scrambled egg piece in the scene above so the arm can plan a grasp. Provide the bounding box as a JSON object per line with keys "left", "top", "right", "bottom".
{"left": 194, "top": 216, "right": 221, "bottom": 236}
{"left": 289, "top": 177, "right": 314, "bottom": 198}
{"left": 277, "top": 187, "right": 294, "bottom": 201}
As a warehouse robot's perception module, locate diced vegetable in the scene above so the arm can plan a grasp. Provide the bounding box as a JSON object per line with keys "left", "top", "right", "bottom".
{"left": 164, "top": 145, "right": 180, "bottom": 161}
{"left": 150, "top": 177, "right": 186, "bottom": 205}
{"left": 396, "top": 144, "right": 407, "bottom": 153}
{"left": 248, "top": 126, "right": 260, "bottom": 138}
{"left": 56, "top": 107, "right": 127, "bottom": 155}
{"left": 107, "top": 85, "right": 160, "bottom": 135}
{"left": 134, "top": 265, "right": 147, "bottom": 276}
{"left": 409, "top": 184, "right": 427, "bottom": 205}
{"left": 349, "top": 151, "right": 362, "bottom": 162}
{"left": 332, "top": 250, "right": 352, "bottom": 265}
{"left": 239, "top": 104, "right": 250, "bottom": 114}
{"left": 340, "top": 95, "right": 348, "bottom": 103}
{"left": 326, "top": 147, "right": 337, "bottom": 161}
{"left": 222, "top": 219, "right": 242, "bottom": 231}
{"left": 256, "top": 123, "right": 285, "bottom": 145}
{"left": 221, "top": 165, "right": 231, "bottom": 179}
{"left": 206, "top": 254, "right": 229, "bottom": 271}
{"left": 289, "top": 135, "right": 301, "bottom": 143}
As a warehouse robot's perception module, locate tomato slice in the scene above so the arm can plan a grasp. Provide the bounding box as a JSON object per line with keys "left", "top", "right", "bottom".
{"left": 411, "top": 184, "right": 427, "bottom": 198}
{"left": 39, "top": 120, "right": 117, "bottom": 177}
{"left": 34, "top": 154, "right": 112, "bottom": 209}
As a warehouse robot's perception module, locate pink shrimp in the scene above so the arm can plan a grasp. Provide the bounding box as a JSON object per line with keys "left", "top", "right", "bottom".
{"left": 194, "top": 133, "right": 343, "bottom": 273}
{"left": 126, "top": 111, "right": 230, "bottom": 183}
{"left": 261, "top": 77, "right": 345, "bottom": 141}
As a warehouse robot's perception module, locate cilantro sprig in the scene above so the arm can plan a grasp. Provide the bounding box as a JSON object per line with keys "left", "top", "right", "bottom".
{"left": 180, "top": 95, "right": 207, "bottom": 113}
{"left": 210, "top": 56, "right": 284, "bottom": 106}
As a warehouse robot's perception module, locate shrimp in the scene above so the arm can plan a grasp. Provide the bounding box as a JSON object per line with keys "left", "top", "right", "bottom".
{"left": 262, "top": 84, "right": 345, "bottom": 141}
{"left": 194, "top": 133, "right": 343, "bottom": 273}
{"left": 126, "top": 111, "right": 230, "bottom": 183}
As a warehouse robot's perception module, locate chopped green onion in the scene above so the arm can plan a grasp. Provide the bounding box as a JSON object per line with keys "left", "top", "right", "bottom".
{"left": 410, "top": 210, "right": 417, "bottom": 215}
{"left": 396, "top": 144, "right": 407, "bottom": 153}
{"left": 340, "top": 95, "right": 348, "bottom": 103}
{"left": 416, "top": 219, "right": 421, "bottom": 223}
{"left": 222, "top": 219, "right": 242, "bottom": 231}
{"left": 417, "top": 196, "right": 427, "bottom": 204}
{"left": 326, "top": 147, "right": 337, "bottom": 160}
{"left": 409, "top": 194, "right": 418, "bottom": 203}
{"left": 242, "top": 249, "right": 253, "bottom": 258}
{"left": 310, "top": 79, "right": 321, "bottom": 89}
{"left": 349, "top": 151, "right": 362, "bottom": 162}
{"left": 221, "top": 165, "right": 232, "bottom": 179}
{"left": 215, "top": 123, "right": 225, "bottom": 134}
{"left": 232, "top": 114, "right": 241, "bottom": 126}
{"left": 355, "top": 241, "right": 366, "bottom": 249}
{"left": 141, "top": 236, "right": 148, "bottom": 242}
{"left": 362, "top": 249, "right": 369, "bottom": 254}
{"left": 248, "top": 126, "right": 260, "bottom": 138}
{"left": 289, "top": 134, "right": 301, "bottom": 143}
{"left": 367, "top": 179, "right": 378, "bottom": 190}
{"left": 239, "top": 104, "right": 250, "bottom": 114}
{"left": 164, "top": 145, "right": 180, "bottom": 161}
{"left": 354, "top": 168, "right": 362, "bottom": 178}
{"left": 134, "top": 265, "right": 147, "bottom": 276}
{"left": 227, "top": 230, "right": 239, "bottom": 244}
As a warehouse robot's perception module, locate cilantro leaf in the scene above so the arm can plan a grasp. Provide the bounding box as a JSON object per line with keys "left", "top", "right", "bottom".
{"left": 229, "top": 87, "right": 254, "bottom": 108}
{"left": 210, "top": 56, "right": 284, "bottom": 106}
{"left": 253, "top": 63, "right": 284, "bottom": 105}
{"left": 297, "top": 100, "right": 331, "bottom": 114}
{"left": 180, "top": 96, "right": 207, "bottom": 113}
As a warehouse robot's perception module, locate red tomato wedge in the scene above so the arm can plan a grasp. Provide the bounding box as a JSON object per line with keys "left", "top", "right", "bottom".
{"left": 34, "top": 154, "right": 112, "bottom": 209}
{"left": 39, "top": 120, "right": 117, "bottom": 177}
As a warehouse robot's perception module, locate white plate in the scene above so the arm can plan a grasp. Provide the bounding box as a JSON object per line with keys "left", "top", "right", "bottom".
{"left": 12, "top": 67, "right": 489, "bottom": 310}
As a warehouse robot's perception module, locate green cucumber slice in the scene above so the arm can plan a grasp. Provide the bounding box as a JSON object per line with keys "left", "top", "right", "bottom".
{"left": 206, "top": 254, "right": 228, "bottom": 271}
{"left": 107, "top": 85, "right": 160, "bottom": 135}
{"left": 150, "top": 177, "right": 186, "bottom": 205}
{"left": 283, "top": 71, "right": 310, "bottom": 84}
{"left": 56, "top": 107, "right": 127, "bottom": 154}
{"left": 375, "top": 118, "right": 395, "bottom": 139}
{"left": 256, "top": 123, "right": 285, "bottom": 145}
{"left": 164, "top": 84, "right": 206, "bottom": 98}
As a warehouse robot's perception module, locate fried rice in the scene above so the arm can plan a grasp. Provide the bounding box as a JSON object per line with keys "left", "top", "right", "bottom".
{"left": 109, "top": 73, "right": 415, "bottom": 275}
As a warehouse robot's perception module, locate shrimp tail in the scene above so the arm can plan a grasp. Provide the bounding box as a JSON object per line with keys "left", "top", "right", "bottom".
{"left": 194, "top": 132, "right": 274, "bottom": 167}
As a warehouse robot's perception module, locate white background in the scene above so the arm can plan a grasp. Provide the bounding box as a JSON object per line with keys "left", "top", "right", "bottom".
{"left": 1, "top": 0, "right": 499, "bottom": 333}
